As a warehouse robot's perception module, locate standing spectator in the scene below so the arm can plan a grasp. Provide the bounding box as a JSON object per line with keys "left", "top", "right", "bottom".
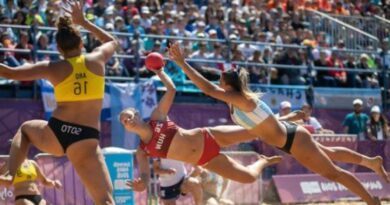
{"left": 343, "top": 99, "right": 369, "bottom": 140}
{"left": 367, "top": 106, "right": 389, "bottom": 141}
{"left": 275, "top": 101, "right": 292, "bottom": 118}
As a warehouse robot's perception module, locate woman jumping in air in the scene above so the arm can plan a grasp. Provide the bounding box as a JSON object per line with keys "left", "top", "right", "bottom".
{"left": 168, "top": 42, "right": 388, "bottom": 205}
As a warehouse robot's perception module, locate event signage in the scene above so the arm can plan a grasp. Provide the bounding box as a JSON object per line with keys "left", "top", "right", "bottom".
{"left": 273, "top": 173, "right": 390, "bottom": 203}
{"left": 103, "top": 147, "right": 135, "bottom": 205}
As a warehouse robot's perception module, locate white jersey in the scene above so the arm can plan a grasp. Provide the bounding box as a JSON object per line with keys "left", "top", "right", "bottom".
{"left": 158, "top": 158, "right": 187, "bottom": 187}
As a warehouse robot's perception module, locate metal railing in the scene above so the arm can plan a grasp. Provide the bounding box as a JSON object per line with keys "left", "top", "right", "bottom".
{"left": 306, "top": 10, "right": 380, "bottom": 49}
{"left": 329, "top": 14, "right": 390, "bottom": 42}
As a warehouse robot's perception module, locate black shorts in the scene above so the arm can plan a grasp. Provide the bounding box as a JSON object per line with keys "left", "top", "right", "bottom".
{"left": 48, "top": 117, "right": 100, "bottom": 153}
{"left": 159, "top": 177, "right": 186, "bottom": 200}
{"left": 15, "top": 195, "right": 42, "bottom": 205}
{"left": 279, "top": 121, "right": 298, "bottom": 154}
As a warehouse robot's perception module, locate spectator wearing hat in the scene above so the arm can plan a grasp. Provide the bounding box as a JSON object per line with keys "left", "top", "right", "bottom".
{"left": 343, "top": 99, "right": 369, "bottom": 140}
{"left": 140, "top": 6, "right": 152, "bottom": 30}
{"left": 275, "top": 101, "right": 292, "bottom": 118}
{"left": 191, "top": 21, "right": 207, "bottom": 38}
{"left": 367, "top": 105, "right": 389, "bottom": 141}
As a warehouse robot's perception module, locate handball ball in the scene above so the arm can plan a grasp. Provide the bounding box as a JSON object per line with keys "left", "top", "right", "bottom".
{"left": 145, "top": 52, "right": 164, "bottom": 71}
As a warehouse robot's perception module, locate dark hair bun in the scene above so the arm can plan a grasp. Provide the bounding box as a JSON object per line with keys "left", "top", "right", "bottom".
{"left": 57, "top": 16, "right": 73, "bottom": 31}
{"left": 55, "top": 16, "right": 82, "bottom": 52}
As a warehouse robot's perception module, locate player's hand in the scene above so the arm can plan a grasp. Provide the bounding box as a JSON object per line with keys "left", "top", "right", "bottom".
{"left": 150, "top": 67, "right": 164, "bottom": 74}
{"left": 52, "top": 180, "right": 62, "bottom": 189}
{"left": 294, "top": 110, "right": 306, "bottom": 120}
{"left": 126, "top": 178, "right": 146, "bottom": 192}
{"left": 168, "top": 42, "right": 186, "bottom": 64}
{"left": 63, "top": 0, "right": 87, "bottom": 26}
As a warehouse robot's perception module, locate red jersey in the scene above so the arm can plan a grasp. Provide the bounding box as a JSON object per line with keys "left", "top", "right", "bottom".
{"left": 140, "top": 120, "right": 179, "bottom": 158}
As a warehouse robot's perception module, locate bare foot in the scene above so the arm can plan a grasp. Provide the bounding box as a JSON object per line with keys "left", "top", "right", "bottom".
{"left": 369, "top": 156, "right": 389, "bottom": 183}
{"left": 258, "top": 155, "right": 282, "bottom": 166}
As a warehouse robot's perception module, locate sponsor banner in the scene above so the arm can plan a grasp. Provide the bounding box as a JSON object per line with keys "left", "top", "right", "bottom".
{"left": 251, "top": 85, "right": 307, "bottom": 110}
{"left": 314, "top": 88, "right": 382, "bottom": 109}
{"left": 273, "top": 173, "right": 390, "bottom": 204}
{"left": 103, "top": 147, "right": 135, "bottom": 205}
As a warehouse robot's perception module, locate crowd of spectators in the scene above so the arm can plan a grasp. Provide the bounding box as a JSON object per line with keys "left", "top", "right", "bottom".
{"left": 0, "top": 0, "right": 389, "bottom": 88}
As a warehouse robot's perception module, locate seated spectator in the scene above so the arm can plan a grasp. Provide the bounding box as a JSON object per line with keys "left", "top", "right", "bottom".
{"left": 190, "top": 41, "right": 209, "bottom": 69}
{"left": 301, "top": 103, "right": 334, "bottom": 134}
{"left": 367, "top": 105, "right": 389, "bottom": 141}
{"left": 357, "top": 54, "right": 379, "bottom": 88}
{"left": 207, "top": 43, "right": 224, "bottom": 71}
{"left": 94, "top": 0, "right": 107, "bottom": 17}
{"left": 14, "top": 31, "right": 32, "bottom": 64}
{"left": 127, "top": 15, "right": 145, "bottom": 35}
{"left": 314, "top": 50, "right": 336, "bottom": 87}
{"left": 274, "top": 48, "right": 305, "bottom": 85}
{"left": 36, "top": 33, "right": 52, "bottom": 61}
{"left": 248, "top": 50, "right": 268, "bottom": 84}
{"left": 343, "top": 99, "right": 369, "bottom": 140}
{"left": 327, "top": 51, "right": 347, "bottom": 87}
{"left": 344, "top": 54, "right": 362, "bottom": 88}
{"left": 105, "top": 57, "right": 124, "bottom": 77}
{"left": 237, "top": 35, "right": 257, "bottom": 59}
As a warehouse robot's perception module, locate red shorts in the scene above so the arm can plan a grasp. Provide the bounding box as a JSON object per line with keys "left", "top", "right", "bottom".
{"left": 197, "top": 129, "right": 221, "bottom": 165}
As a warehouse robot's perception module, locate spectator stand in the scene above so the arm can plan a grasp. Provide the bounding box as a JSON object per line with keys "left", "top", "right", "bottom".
{"left": 307, "top": 9, "right": 379, "bottom": 50}
{"left": 329, "top": 14, "right": 390, "bottom": 42}
{"left": 0, "top": 24, "right": 389, "bottom": 109}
